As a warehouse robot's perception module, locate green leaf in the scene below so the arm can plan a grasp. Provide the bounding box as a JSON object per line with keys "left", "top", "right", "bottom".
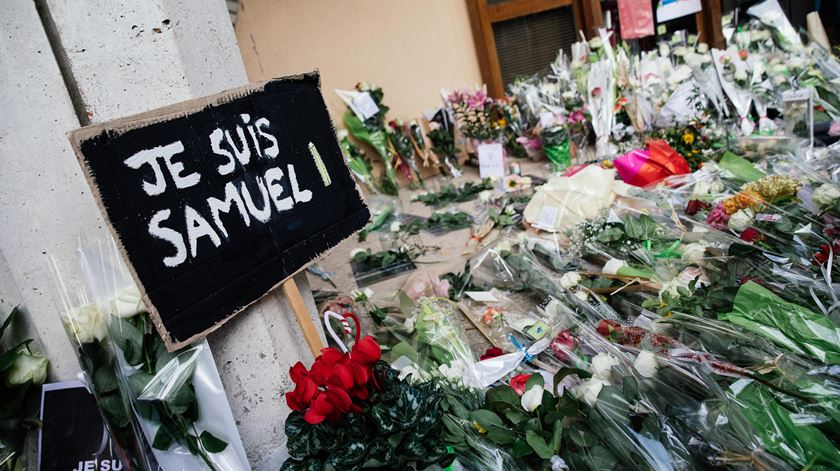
{"left": 0, "top": 339, "right": 33, "bottom": 373}
{"left": 588, "top": 445, "right": 618, "bottom": 469}
{"left": 166, "top": 383, "right": 196, "bottom": 415}
{"left": 485, "top": 385, "right": 520, "bottom": 409}
{"left": 553, "top": 367, "right": 591, "bottom": 395}
{"left": 399, "top": 291, "right": 415, "bottom": 317}
{"left": 525, "top": 430, "right": 554, "bottom": 459}
{"left": 471, "top": 409, "right": 504, "bottom": 430}
{"left": 185, "top": 433, "right": 200, "bottom": 455}
{"left": 525, "top": 374, "right": 544, "bottom": 390}
{"left": 486, "top": 427, "right": 516, "bottom": 445}
{"left": 199, "top": 431, "right": 228, "bottom": 453}
{"left": 110, "top": 316, "right": 144, "bottom": 366}
{"left": 93, "top": 366, "right": 118, "bottom": 395}
{"left": 98, "top": 394, "right": 130, "bottom": 428}
{"left": 0, "top": 305, "right": 20, "bottom": 340}
{"left": 550, "top": 420, "right": 563, "bottom": 453}
{"left": 152, "top": 422, "right": 177, "bottom": 450}
{"left": 505, "top": 409, "right": 529, "bottom": 425}
{"left": 511, "top": 438, "right": 534, "bottom": 458}
{"left": 128, "top": 371, "right": 153, "bottom": 397}
{"left": 622, "top": 376, "right": 638, "bottom": 401}
{"left": 595, "top": 385, "right": 630, "bottom": 426}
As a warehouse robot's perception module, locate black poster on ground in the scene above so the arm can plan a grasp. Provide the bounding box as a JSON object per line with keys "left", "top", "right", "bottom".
{"left": 69, "top": 73, "right": 370, "bottom": 349}
{"left": 39, "top": 381, "right": 124, "bottom": 471}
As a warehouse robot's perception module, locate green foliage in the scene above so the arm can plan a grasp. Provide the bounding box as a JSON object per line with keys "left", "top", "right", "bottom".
{"left": 401, "top": 211, "right": 472, "bottom": 235}
{"left": 413, "top": 179, "right": 493, "bottom": 207}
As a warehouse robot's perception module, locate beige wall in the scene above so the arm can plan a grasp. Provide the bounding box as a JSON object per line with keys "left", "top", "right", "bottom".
{"left": 235, "top": 0, "right": 483, "bottom": 124}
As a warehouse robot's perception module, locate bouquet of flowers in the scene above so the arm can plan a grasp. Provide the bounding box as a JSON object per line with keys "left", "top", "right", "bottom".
{"left": 0, "top": 307, "right": 49, "bottom": 471}
{"left": 339, "top": 82, "right": 400, "bottom": 195}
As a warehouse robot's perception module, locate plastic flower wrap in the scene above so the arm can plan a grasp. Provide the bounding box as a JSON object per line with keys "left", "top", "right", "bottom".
{"left": 614, "top": 140, "right": 690, "bottom": 187}
{"left": 48, "top": 254, "right": 155, "bottom": 471}
{"left": 73, "top": 235, "right": 250, "bottom": 471}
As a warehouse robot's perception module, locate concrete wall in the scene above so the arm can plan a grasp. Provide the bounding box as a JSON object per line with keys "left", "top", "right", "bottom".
{"left": 235, "top": 0, "right": 483, "bottom": 124}
{"left": 1, "top": 1, "right": 323, "bottom": 469}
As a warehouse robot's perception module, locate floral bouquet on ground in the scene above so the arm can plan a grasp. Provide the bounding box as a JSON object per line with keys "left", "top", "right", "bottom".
{"left": 338, "top": 82, "right": 400, "bottom": 196}
{"left": 282, "top": 337, "right": 455, "bottom": 470}
{"left": 53, "top": 235, "right": 250, "bottom": 471}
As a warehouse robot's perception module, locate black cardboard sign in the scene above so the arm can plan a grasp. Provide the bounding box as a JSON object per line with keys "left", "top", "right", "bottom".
{"left": 69, "top": 73, "right": 370, "bottom": 350}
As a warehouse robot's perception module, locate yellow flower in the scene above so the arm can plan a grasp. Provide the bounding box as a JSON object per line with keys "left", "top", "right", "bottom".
{"left": 498, "top": 118, "right": 507, "bottom": 127}
{"left": 723, "top": 190, "right": 762, "bottom": 215}
{"left": 473, "top": 421, "right": 487, "bottom": 434}
{"left": 682, "top": 133, "right": 695, "bottom": 145}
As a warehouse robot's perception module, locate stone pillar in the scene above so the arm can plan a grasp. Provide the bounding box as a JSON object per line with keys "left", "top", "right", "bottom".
{"left": 2, "top": 1, "right": 322, "bottom": 468}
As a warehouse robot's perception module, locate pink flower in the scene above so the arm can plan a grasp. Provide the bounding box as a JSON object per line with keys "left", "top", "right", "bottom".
{"left": 591, "top": 87, "right": 602, "bottom": 98}
{"left": 706, "top": 203, "right": 730, "bottom": 230}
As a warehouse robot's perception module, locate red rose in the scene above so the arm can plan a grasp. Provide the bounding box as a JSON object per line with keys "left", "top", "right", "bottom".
{"left": 813, "top": 243, "right": 833, "bottom": 266}
{"left": 509, "top": 373, "right": 532, "bottom": 396}
{"left": 596, "top": 319, "right": 621, "bottom": 338}
{"left": 550, "top": 330, "right": 576, "bottom": 362}
{"left": 480, "top": 347, "right": 504, "bottom": 361}
{"left": 685, "top": 200, "right": 711, "bottom": 216}
{"left": 739, "top": 227, "right": 762, "bottom": 243}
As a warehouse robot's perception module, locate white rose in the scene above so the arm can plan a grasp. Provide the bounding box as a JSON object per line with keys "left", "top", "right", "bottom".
{"left": 562, "top": 91, "right": 575, "bottom": 100}
{"left": 5, "top": 353, "right": 48, "bottom": 386}
{"left": 692, "top": 180, "right": 712, "bottom": 197}
{"left": 390, "top": 221, "right": 401, "bottom": 232}
{"left": 673, "top": 46, "right": 688, "bottom": 57}
{"left": 363, "top": 288, "right": 374, "bottom": 299}
{"left": 62, "top": 303, "right": 108, "bottom": 344}
{"left": 728, "top": 209, "right": 754, "bottom": 232}
{"left": 658, "top": 43, "right": 671, "bottom": 57}
{"left": 603, "top": 259, "right": 627, "bottom": 275}
{"left": 572, "top": 377, "right": 609, "bottom": 407}
{"left": 550, "top": 456, "right": 570, "bottom": 471}
{"left": 685, "top": 53, "right": 703, "bottom": 68}
{"left": 734, "top": 69, "right": 748, "bottom": 82}
{"left": 813, "top": 183, "right": 840, "bottom": 208}
{"left": 349, "top": 248, "right": 366, "bottom": 259}
{"left": 337, "top": 129, "right": 349, "bottom": 140}
{"left": 560, "top": 272, "right": 582, "bottom": 289}
{"left": 589, "top": 37, "right": 603, "bottom": 50}
{"left": 109, "top": 286, "right": 144, "bottom": 319}
{"left": 681, "top": 243, "right": 706, "bottom": 263}
{"left": 678, "top": 266, "right": 709, "bottom": 289}
{"left": 591, "top": 353, "right": 618, "bottom": 381}
{"left": 478, "top": 190, "right": 493, "bottom": 203}
{"left": 634, "top": 350, "right": 659, "bottom": 378}
{"left": 710, "top": 181, "right": 725, "bottom": 194}
{"left": 697, "top": 43, "right": 709, "bottom": 54}
{"left": 521, "top": 384, "right": 544, "bottom": 412}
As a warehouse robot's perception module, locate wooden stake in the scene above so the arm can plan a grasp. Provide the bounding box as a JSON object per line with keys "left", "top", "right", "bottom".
{"left": 282, "top": 278, "right": 323, "bottom": 358}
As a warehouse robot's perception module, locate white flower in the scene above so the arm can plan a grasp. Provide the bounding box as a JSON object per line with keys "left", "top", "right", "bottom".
{"left": 521, "top": 384, "right": 544, "bottom": 412}
{"left": 591, "top": 353, "right": 618, "bottom": 381}
{"left": 813, "top": 183, "right": 840, "bottom": 208}
{"left": 562, "top": 91, "right": 575, "bottom": 100}
{"left": 603, "top": 259, "right": 627, "bottom": 275}
{"left": 692, "top": 180, "right": 712, "bottom": 197}
{"left": 439, "top": 362, "right": 464, "bottom": 383}
{"left": 728, "top": 209, "right": 754, "bottom": 232}
{"left": 572, "top": 377, "right": 609, "bottom": 407}
{"left": 589, "top": 37, "right": 603, "bottom": 50}
{"left": 478, "top": 190, "right": 493, "bottom": 203}
{"left": 685, "top": 53, "right": 703, "bottom": 68}
{"left": 666, "top": 65, "right": 692, "bottom": 87}
{"left": 673, "top": 46, "right": 689, "bottom": 57}
{"left": 61, "top": 303, "right": 108, "bottom": 344}
{"left": 634, "top": 350, "right": 659, "bottom": 378}
{"left": 337, "top": 129, "right": 349, "bottom": 140}
{"left": 363, "top": 288, "right": 374, "bottom": 299}
{"left": 697, "top": 43, "right": 709, "bottom": 54}
{"left": 710, "top": 181, "right": 725, "bottom": 193}
{"left": 109, "top": 286, "right": 144, "bottom": 319}
{"left": 390, "top": 221, "right": 401, "bottom": 232}
{"left": 559, "top": 272, "right": 582, "bottom": 289}
{"left": 349, "top": 248, "right": 366, "bottom": 259}
{"left": 5, "top": 353, "right": 48, "bottom": 386}
{"left": 550, "top": 456, "right": 570, "bottom": 471}
{"left": 658, "top": 43, "right": 671, "bottom": 57}
{"left": 734, "top": 69, "right": 748, "bottom": 82}
{"left": 681, "top": 243, "right": 706, "bottom": 263}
